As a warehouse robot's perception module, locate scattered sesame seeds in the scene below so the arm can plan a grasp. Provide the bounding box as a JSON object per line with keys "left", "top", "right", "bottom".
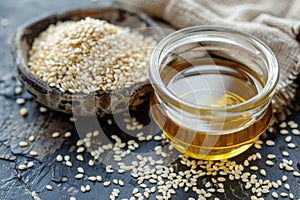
{"left": 16, "top": 98, "right": 26, "bottom": 105}
{"left": 19, "top": 141, "right": 28, "bottom": 147}
{"left": 282, "top": 175, "right": 287, "bottom": 182}
{"left": 88, "top": 176, "right": 96, "bottom": 182}
{"left": 259, "top": 169, "right": 266, "bottom": 176}
{"left": 14, "top": 86, "right": 22, "bottom": 95}
{"left": 20, "top": 108, "right": 28, "bottom": 116}
{"left": 271, "top": 191, "right": 278, "bottom": 198}
{"left": 291, "top": 129, "right": 300, "bottom": 135}
{"left": 107, "top": 119, "right": 113, "bottom": 125}
{"left": 80, "top": 186, "right": 86, "bottom": 193}
{"left": 265, "top": 140, "right": 275, "bottom": 147}
{"left": 103, "top": 181, "right": 111, "bottom": 187}
{"left": 282, "top": 151, "right": 290, "bottom": 157}
{"left": 265, "top": 160, "right": 274, "bottom": 166}
{"left": 284, "top": 183, "right": 290, "bottom": 190}
{"left": 293, "top": 171, "right": 300, "bottom": 177}
{"left": 287, "top": 143, "right": 296, "bottom": 149}
{"left": 280, "top": 129, "right": 289, "bottom": 135}
{"left": 52, "top": 132, "right": 60, "bottom": 138}
{"left": 65, "top": 161, "right": 72, "bottom": 167}
{"left": 88, "top": 159, "right": 94, "bottom": 167}
{"left": 76, "top": 155, "right": 84, "bottom": 162}
{"left": 27, "top": 161, "right": 34, "bottom": 168}
{"left": 64, "top": 131, "right": 72, "bottom": 138}
{"left": 75, "top": 174, "right": 84, "bottom": 179}
{"left": 280, "top": 192, "right": 288, "bottom": 197}
{"left": 45, "top": 185, "right": 53, "bottom": 191}
{"left": 285, "top": 136, "right": 292, "bottom": 143}
{"left": 56, "top": 154, "right": 63, "bottom": 162}
{"left": 96, "top": 175, "right": 102, "bottom": 182}
{"left": 39, "top": 107, "right": 48, "bottom": 113}
{"left": 18, "top": 164, "right": 27, "bottom": 170}
{"left": 77, "top": 167, "right": 84, "bottom": 174}
{"left": 28, "top": 135, "right": 35, "bottom": 142}
{"left": 29, "top": 151, "right": 38, "bottom": 157}
{"left": 266, "top": 154, "right": 276, "bottom": 160}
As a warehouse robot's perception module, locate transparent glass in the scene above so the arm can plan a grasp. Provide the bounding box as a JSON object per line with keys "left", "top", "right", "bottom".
{"left": 149, "top": 26, "right": 279, "bottom": 160}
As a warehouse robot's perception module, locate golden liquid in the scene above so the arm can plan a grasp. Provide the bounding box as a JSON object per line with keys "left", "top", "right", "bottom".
{"left": 150, "top": 58, "right": 273, "bottom": 160}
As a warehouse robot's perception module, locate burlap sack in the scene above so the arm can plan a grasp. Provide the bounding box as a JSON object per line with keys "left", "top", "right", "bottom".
{"left": 119, "top": 0, "right": 300, "bottom": 120}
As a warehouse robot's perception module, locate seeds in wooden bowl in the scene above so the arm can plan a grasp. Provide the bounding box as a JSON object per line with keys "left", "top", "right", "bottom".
{"left": 28, "top": 17, "right": 156, "bottom": 94}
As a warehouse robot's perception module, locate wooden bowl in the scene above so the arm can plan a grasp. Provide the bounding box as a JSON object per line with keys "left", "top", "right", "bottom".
{"left": 12, "top": 6, "right": 164, "bottom": 116}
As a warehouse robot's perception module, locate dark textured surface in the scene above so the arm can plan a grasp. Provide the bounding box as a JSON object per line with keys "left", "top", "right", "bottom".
{"left": 0, "top": 1, "right": 300, "bottom": 200}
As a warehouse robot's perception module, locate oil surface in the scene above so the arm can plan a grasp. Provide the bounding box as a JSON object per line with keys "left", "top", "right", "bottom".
{"left": 151, "top": 57, "right": 272, "bottom": 160}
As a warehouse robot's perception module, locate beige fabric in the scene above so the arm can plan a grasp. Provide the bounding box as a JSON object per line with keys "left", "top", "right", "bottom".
{"left": 119, "top": 0, "right": 300, "bottom": 119}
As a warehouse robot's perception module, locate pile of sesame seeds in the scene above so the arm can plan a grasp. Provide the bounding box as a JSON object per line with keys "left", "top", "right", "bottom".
{"left": 15, "top": 105, "right": 300, "bottom": 200}
{"left": 28, "top": 17, "right": 156, "bottom": 94}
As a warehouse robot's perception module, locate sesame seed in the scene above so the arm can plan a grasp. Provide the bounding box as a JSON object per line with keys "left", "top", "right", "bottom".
{"left": 56, "top": 154, "right": 63, "bottom": 162}
{"left": 80, "top": 186, "right": 86, "bottom": 193}
{"left": 293, "top": 171, "right": 300, "bottom": 177}
{"left": 70, "top": 197, "right": 76, "bottom": 200}
{"left": 76, "top": 155, "right": 84, "bottom": 162}
{"left": 285, "top": 136, "right": 292, "bottom": 143}
{"left": 64, "top": 132, "right": 72, "bottom": 138}
{"left": 75, "top": 174, "right": 83, "bottom": 179}
{"left": 77, "top": 147, "right": 85, "bottom": 153}
{"left": 16, "top": 98, "right": 26, "bottom": 105}
{"left": 15, "top": 86, "right": 23, "bottom": 95}
{"left": 282, "top": 175, "right": 288, "bottom": 182}
{"left": 20, "top": 108, "right": 28, "bottom": 116}
{"left": 133, "top": 188, "right": 139, "bottom": 195}
{"left": 52, "top": 132, "right": 60, "bottom": 138}
{"left": 27, "top": 161, "right": 34, "bottom": 168}
{"left": 291, "top": 129, "right": 300, "bottom": 135}
{"left": 29, "top": 151, "right": 38, "bottom": 157}
{"left": 265, "top": 140, "right": 275, "bottom": 146}
{"left": 103, "top": 181, "right": 111, "bottom": 187}
{"left": 217, "top": 188, "right": 225, "bottom": 193}
{"left": 45, "top": 185, "right": 53, "bottom": 191}
{"left": 265, "top": 160, "right": 274, "bottom": 166}
{"left": 28, "top": 135, "right": 35, "bottom": 142}
{"left": 96, "top": 175, "right": 102, "bottom": 182}
{"left": 280, "top": 129, "right": 289, "bottom": 135}
{"left": 77, "top": 167, "right": 84, "bottom": 174}
{"left": 271, "top": 192, "right": 278, "bottom": 198}
{"left": 107, "top": 119, "right": 113, "bottom": 125}
{"left": 267, "top": 154, "right": 276, "bottom": 159}
{"left": 85, "top": 185, "right": 91, "bottom": 192}
{"left": 64, "top": 155, "right": 70, "bottom": 161}
{"left": 287, "top": 143, "right": 296, "bottom": 149}
{"left": 39, "top": 107, "right": 48, "bottom": 113}
{"left": 19, "top": 141, "right": 28, "bottom": 147}
{"left": 250, "top": 166, "right": 258, "bottom": 171}
{"left": 254, "top": 143, "right": 262, "bottom": 149}
{"left": 65, "top": 161, "right": 72, "bottom": 167}
{"left": 259, "top": 169, "right": 266, "bottom": 176}
{"left": 289, "top": 193, "right": 294, "bottom": 199}
{"left": 88, "top": 176, "right": 96, "bottom": 182}
{"left": 272, "top": 182, "right": 279, "bottom": 188}
{"left": 282, "top": 151, "right": 290, "bottom": 157}
{"left": 18, "top": 164, "right": 27, "bottom": 170}
{"left": 280, "top": 192, "right": 288, "bottom": 197}
{"left": 284, "top": 183, "right": 290, "bottom": 190}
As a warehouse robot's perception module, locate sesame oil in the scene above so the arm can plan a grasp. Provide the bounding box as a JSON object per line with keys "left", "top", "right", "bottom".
{"left": 150, "top": 57, "right": 273, "bottom": 160}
